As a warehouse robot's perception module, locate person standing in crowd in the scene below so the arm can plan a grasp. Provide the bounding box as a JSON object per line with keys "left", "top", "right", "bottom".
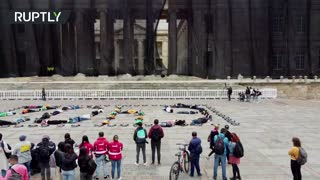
{"left": 54, "top": 142, "right": 66, "bottom": 180}
{"left": 42, "top": 88, "right": 46, "bottom": 101}
{"left": 228, "top": 133, "right": 242, "bottom": 180}
{"left": 12, "top": 135, "right": 32, "bottom": 176}
{"left": 64, "top": 133, "right": 75, "bottom": 147}
{"left": 207, "top": 124, "right": 220, "bottom": 158}
{"left": 108, "top": 135, "right": 123, "bottom": 180}
{"left": 78, "top": 147, "right": 94, "bottom": 180}
{"left": 188, "top": 132, "right": 202, "bottom": 177}
{"left": 288, "top": 137, "right": 302, "bottom": 180}
{"left": 61, "top": 144, "right": 77, "bottom": 180}
{"left": 93, "top": 132, "right": 109, "bottom": 180}
{"left": 133, "top": 120, "right": 148, "bottom": 166}
{"left": 213, "top": 128, "right": 229, "bottom": 180}
{"left": 224, "top": 125, "right": 232, "bottom": 163}
{"left": 4, "top": 155, "right": 28, "bottom": 180}
{"left": 35, "top": 135, "right": 56, "bottom": 180}
{"left": 79, "top": 136, "right": 93, "bottom": 157}
{"left": 227, "top": 87, "right": 233, "bottom": 101}
{"left": 0, "top": 133, "right": 11, "bottom": 178}
{"left": 148, "top": 119, "right": 164, "bottom": 165}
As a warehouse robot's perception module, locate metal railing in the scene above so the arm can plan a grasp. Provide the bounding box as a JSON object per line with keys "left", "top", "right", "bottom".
{"left": 0, "top": 89, "right": 277, "bottom": 100}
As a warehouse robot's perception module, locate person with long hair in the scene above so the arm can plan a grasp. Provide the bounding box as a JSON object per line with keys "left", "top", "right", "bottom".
{"left": 78, "top": 147, "right": 93, "bottom": 180}
{"left": 108, "top": 135, "right": 123, "bottom": 180}
{"left": 228, "top": 133, "right": 241, "bottom": 180}
{"left": 288, "top": 137, "right": 302, "bottom": 180}
{"left": 61, "top": 144, "right": 77, "bottom": 180}
{"left": 79, "top": 136, "right": 93, "bottom": 158}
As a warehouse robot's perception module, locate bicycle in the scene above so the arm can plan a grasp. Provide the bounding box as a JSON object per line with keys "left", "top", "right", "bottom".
{"left": 169, "top": 143, "right": 190, "bottom": 180}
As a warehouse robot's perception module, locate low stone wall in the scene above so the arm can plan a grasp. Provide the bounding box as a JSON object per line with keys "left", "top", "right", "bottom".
{"left": 240, "top": 82, "right": 320, "bottom": 100}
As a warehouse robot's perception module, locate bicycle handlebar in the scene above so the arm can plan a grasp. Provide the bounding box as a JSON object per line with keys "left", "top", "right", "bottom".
{"left": 176, "top": 143, "right": 188, "bottom": 146}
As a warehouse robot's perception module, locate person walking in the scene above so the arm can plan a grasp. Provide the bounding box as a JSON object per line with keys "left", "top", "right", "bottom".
{"left": 288, "top": 137, "right": 302, "bottom": 180}
{"left": 78, "top": 147, "right": 95, "bottom": 180}
{"left": 79, "top": 136, "right": 94, "bottom": 158}
{"left": 227, "top": 87, "right": 233, "bottom": 101}
{"left": 12, "top": 135, "right": 32, "bottom": 175}
{"left": 228, "top": 133, "right": 242, "bottom": 180}
{"left": 4, "top": 155, "right": 28, "bottom": 180}
{"left": 93, "top": 132, "right": 109, "bottom": 179}
{"left": 188, "top": 132, "right": 202, "bottom": 177}
{"left": 108, "top": 135, "right": 123, "bottom": 180}
{"left": 61, "top": 144, "right": 77, "bottom": 180}
{"left": 148, "top": 119, "right": 164, "bottom": 165}
{"left": 42, "top": 88, "right": 46, "bottom": 101}
{"left": 133, "top": 120, "right": 148, "bottom": 166}
{"left": 213, "top": 128, "right": 229, "bottom": 180}
{"left": 0, "top": 133, "right": 11, "bottom": 178}
{"left": 35, "top": 135, "right": 56, "bottom": 180}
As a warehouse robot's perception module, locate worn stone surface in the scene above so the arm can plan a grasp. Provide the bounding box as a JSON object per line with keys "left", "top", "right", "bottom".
{"left": 0, "top": 99, "right": 320, "bottom": 179}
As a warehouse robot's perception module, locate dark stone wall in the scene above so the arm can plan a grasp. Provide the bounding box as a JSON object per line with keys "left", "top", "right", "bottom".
{"left": 0, "top": 0, "right": 320, "bottom": 78}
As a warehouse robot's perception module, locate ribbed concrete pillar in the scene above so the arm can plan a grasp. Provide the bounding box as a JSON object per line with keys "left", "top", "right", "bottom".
{"left": 168, "top": 10, "right": 177, "bottom": 75}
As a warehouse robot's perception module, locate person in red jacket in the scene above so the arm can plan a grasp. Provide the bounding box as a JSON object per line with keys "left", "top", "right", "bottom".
{"left": 93, "top": 132, "right": 109, "bottom": 180}
{"left": 148, "top": 119, "right": 164, "bottom": 165}
{"left": 107, "top": 135, "right": 123, "bottom": 180}
{"left": 79, "top": 135, "right": 94, "bottom": 158}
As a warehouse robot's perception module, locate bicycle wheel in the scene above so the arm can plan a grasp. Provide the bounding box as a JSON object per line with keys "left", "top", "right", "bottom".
{"left": 169, "top": 162, "right": 180, "bottom": 180}
{"left": 183, "top": 151, "right": 190, "bottom": 173}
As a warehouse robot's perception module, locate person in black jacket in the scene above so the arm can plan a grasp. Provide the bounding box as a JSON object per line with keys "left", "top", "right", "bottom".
{"left": 227, "top": 87, "right": 233, "bottom": 101}
{"left": 61, "top": 144, "right": 77, "bottom": 180}
{"left": 35, "top": 135, "right": 56, "bottom": 180}
{"left": 64, "top": 133, "right": 75, "bottom": 147}
{"left": 224, "top": 125, "right": 232, "bottom": 163}
{"left": 78, "top": 147, "right": 93, "bottom": 180}
{"left": 54, "top": 142, "right": 65, "bottom": 179}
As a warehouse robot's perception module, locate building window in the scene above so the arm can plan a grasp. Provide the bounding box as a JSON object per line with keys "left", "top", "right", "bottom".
{"left": 295, "top": 49, "right": 305, "bottom": 70}
{"left": 272, "top": 53, "right": 282, "bottom": 70}
{"left": 296, "top": 16, "right": 305, "bottom": 33}
{"left": 273, "top": 16, "right": 284, "bottom": 33}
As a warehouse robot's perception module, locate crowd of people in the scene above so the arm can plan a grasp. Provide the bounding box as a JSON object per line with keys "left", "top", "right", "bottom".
{"left": 0, "top": 119, "right": 306, "bottom": 180}
{"left": 238, "top": 87, "right": 262, "bottom": 102}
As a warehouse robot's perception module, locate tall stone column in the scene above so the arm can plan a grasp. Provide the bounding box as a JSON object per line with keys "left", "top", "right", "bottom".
{"left": 138, "top": 39, "right": 145, "bottom": 75}
{"left": 145, "top": 0, "right": 155, "bottom": 74}
{"left": 122, "top": 10, "right": 134, "bottom": 75}
{"left": 99, "top": 10, "right": 115, "bottom": 75}
{"left": 168, "top": 10, "right": 177, "bottom": 75}
{"left": 114, "top": 39, "right": 120, "bottom": 75}
{"left": 75, "top": 10, "right": 96, "bottom": 75}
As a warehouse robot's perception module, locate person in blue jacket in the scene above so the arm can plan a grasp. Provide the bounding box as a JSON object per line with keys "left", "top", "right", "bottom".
{"left": 188, "top": 131, "right": 202, "bottom": 177}
{"left": 213, "top": 128, "right": 229, "bottom": 180}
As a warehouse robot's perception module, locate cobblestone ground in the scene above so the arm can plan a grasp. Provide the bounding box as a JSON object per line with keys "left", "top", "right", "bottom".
{"left": 1, "top": 99, "right": 320, "bottom": 180}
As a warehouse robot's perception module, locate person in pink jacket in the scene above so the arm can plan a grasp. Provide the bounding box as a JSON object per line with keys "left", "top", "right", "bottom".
{"left": 5, "top": 155, "right": 28, "bottom": 180}
{"left": 107, "top": 135, "right": 123, "bottom": 180}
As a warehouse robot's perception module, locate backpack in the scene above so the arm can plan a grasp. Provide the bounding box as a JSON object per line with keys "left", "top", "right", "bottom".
{"left": 297, "top": 147, "right": 307, "bottom": 165}
{"left": 195, "top": 144, "right": 203, "bottom": 154}
{"left": 151, "top": 128, "right": 161, "bottom": 141}
{"left": 214, "top": 136, "right": 225, "bottom": 155}
{"left": 233, "top": 142, "right": 244, "bottom": 158}
{"left": 38, "top": 143, "right": 50, "bottom": 161}
{"left": 1, "top": 141, "right": 12, "bottom": 159}
{"left": 87, "top": 157, "right": 97, "bottom": 175}
{"left": 8, "top": 168, "right": 22, "bottom": 180}
{"left": 136, "top": 129, "right": 146, "bottom": 143}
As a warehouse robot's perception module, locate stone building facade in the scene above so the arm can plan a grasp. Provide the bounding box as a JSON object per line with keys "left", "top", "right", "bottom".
{"left": 0, "top": 0, "right": 320, "bottom": 79}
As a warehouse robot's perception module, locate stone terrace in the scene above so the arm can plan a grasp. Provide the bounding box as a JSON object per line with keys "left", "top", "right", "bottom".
{"left": 0, "top": 99, "right": 319, "bottom": 180}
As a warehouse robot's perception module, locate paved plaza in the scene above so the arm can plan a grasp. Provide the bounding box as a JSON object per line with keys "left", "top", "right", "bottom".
{"left": 1, "top": 99, "right": 320, "bottom": 180}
